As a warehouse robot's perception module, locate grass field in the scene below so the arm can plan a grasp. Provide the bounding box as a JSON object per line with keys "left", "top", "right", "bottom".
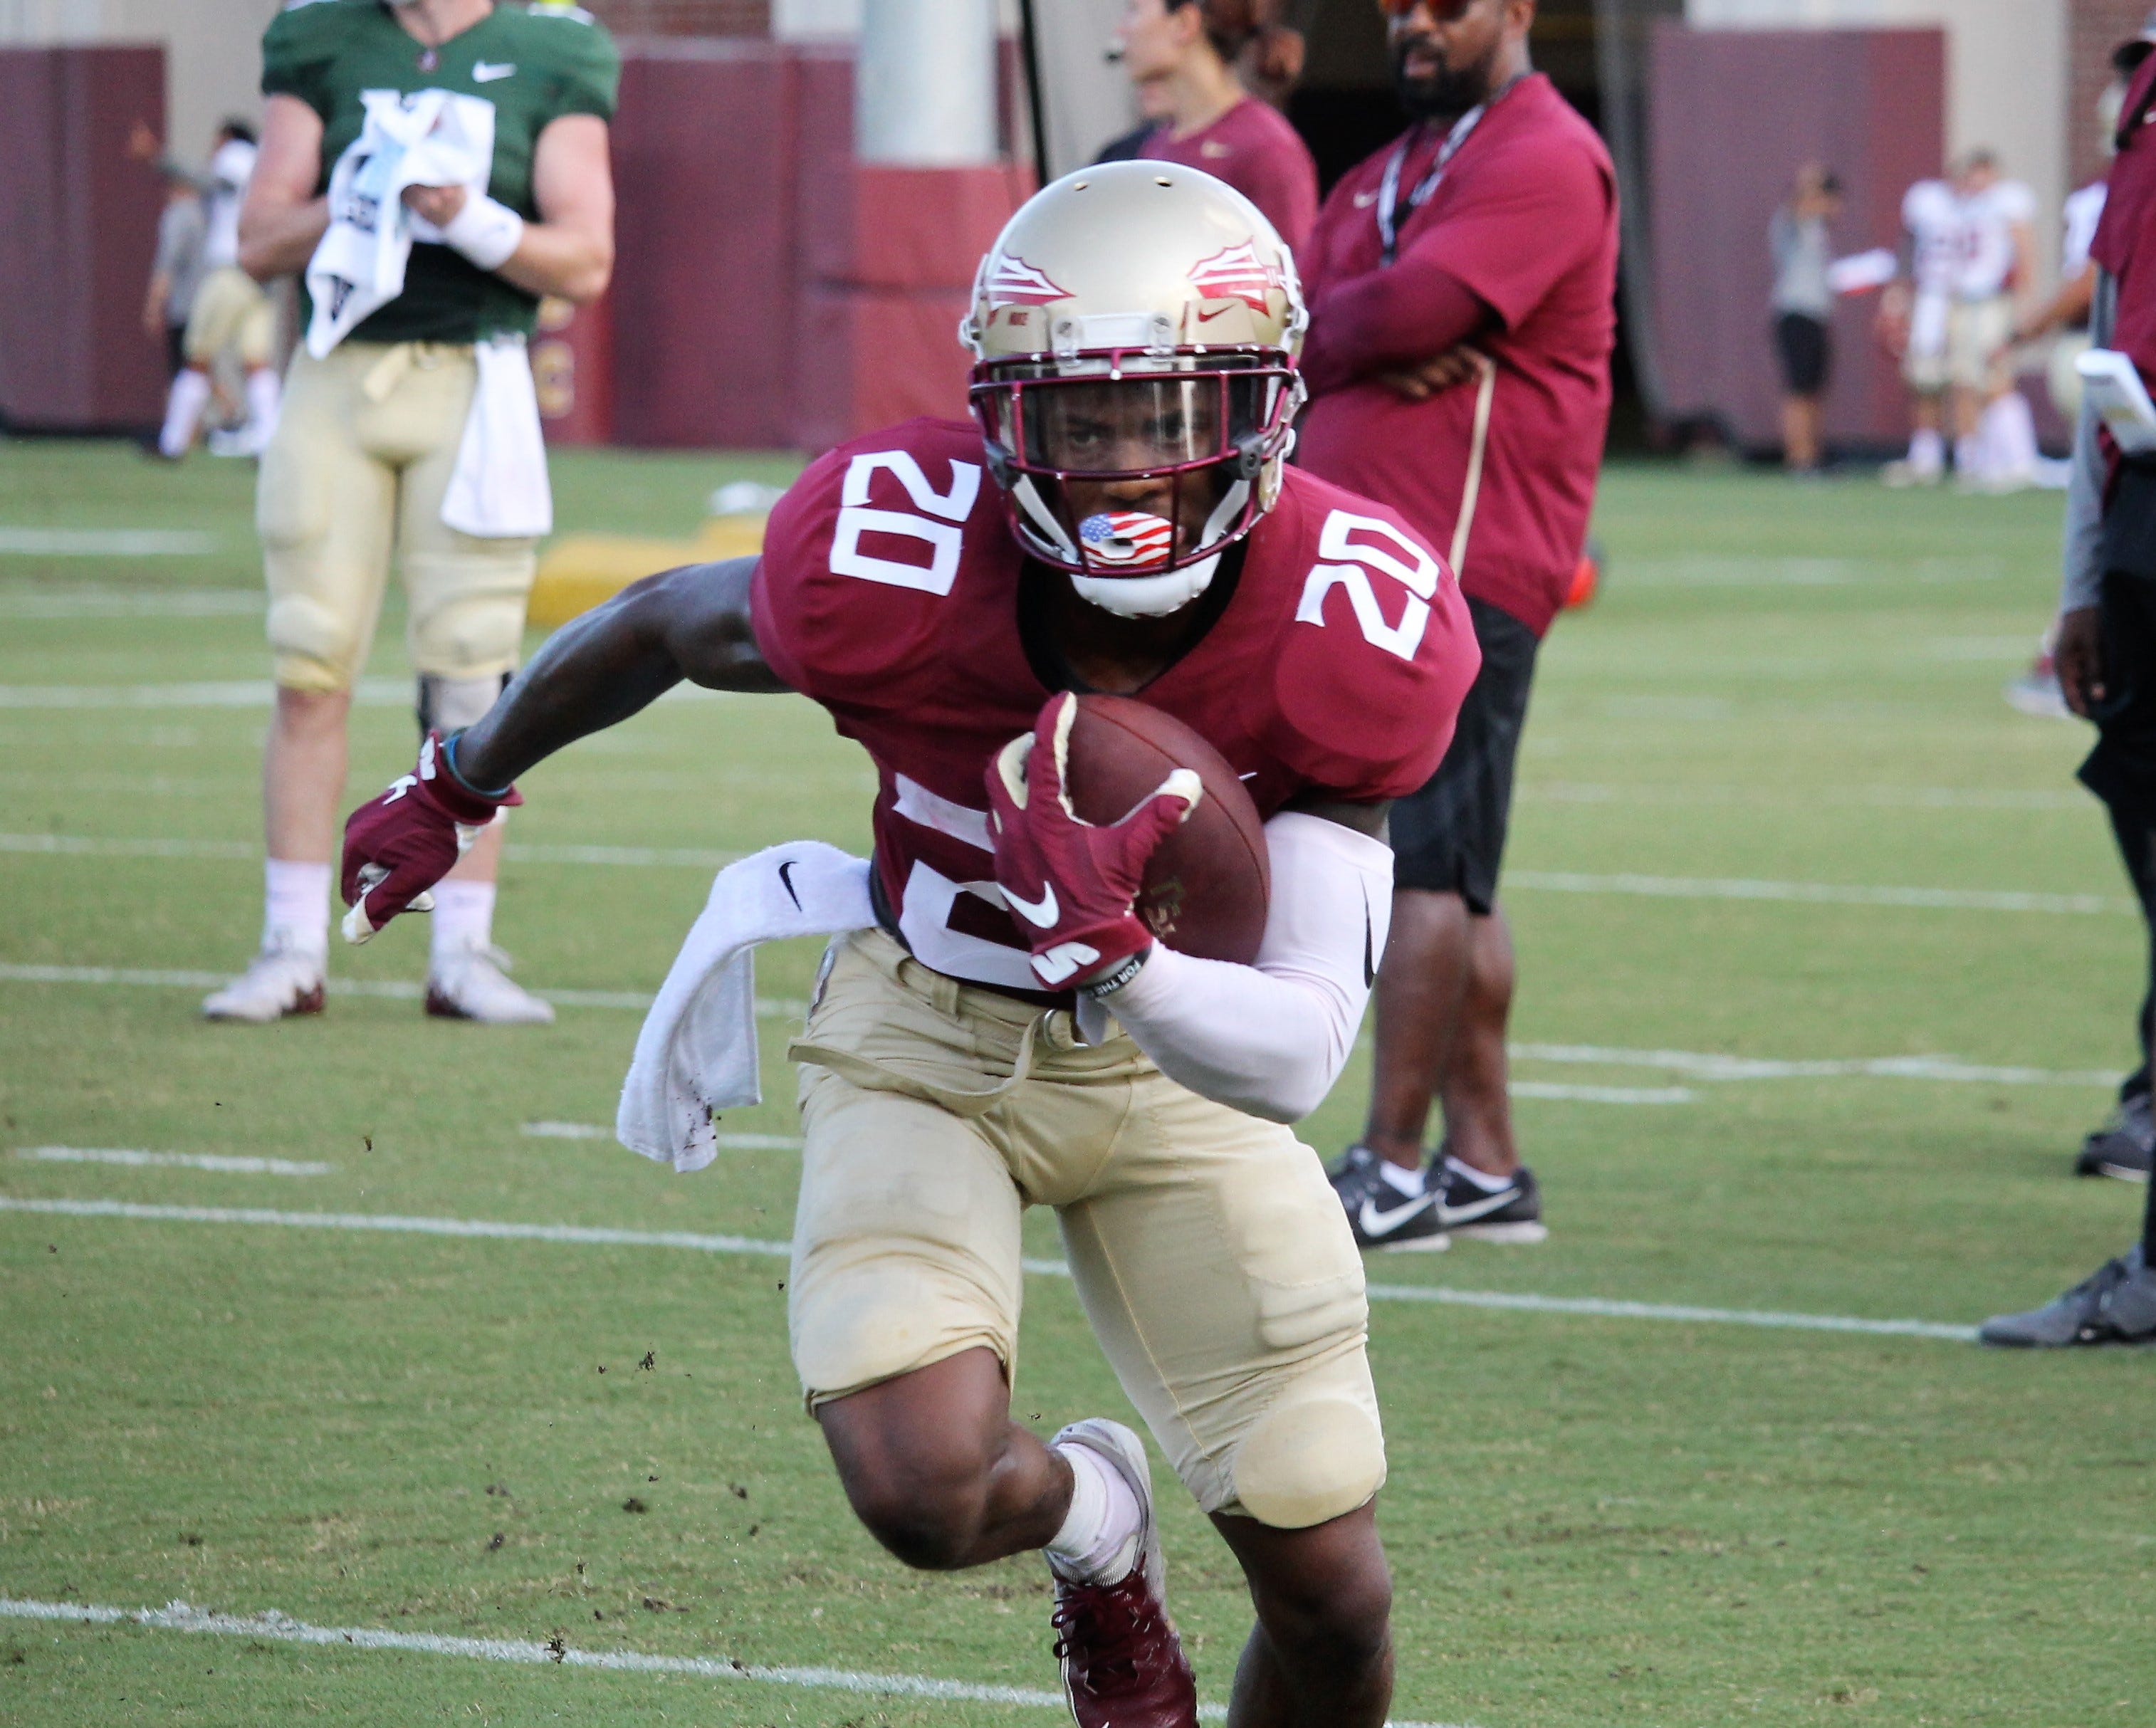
{"left": 1, "top": 438, "right": 2151, "bottom": 1727}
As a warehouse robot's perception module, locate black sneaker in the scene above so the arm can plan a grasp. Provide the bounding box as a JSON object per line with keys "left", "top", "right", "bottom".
{"left": 1429, "top": 1157, "right": 1547, "bottom": 1243}
{"left": 1978, "top": 1245, "right": 2156, "bottom": 1347}
{"left": 1326, "top": 1143, "right": 1448, "bottom": 1252}
{"left": 2073, "top": 1095, "right": 2153, "bottom": 1182}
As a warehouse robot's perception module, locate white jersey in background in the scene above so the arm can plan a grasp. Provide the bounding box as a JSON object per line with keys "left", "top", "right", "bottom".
{"left": 1902, "top": 179, "right": 1962, "bottom": 295}
{"left": 2062, "top": 181, "right": 2108, "bottom": 278}
{"left": 1953, "top": 178, "right": 2036, "bottom": 300}
{"left": 202, "top": 137, "right": 258, "bottom": 272}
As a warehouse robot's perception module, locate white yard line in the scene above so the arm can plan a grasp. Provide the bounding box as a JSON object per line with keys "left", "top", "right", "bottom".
{"left": 14, "top": 1146, "right": 330, "bottom": 1176}
{"left": 0, "top": 528, "right": 218, "bottom": 555}
{"left": 1507, "top": 870, "right": 2132, "bottom": 917}
{"left": 0, "top": 587, "right": 259, "bottom": 617}
{"left": 0, "top": 1196, "right": 1981, "bottom": 1343}
{"left": 6, "top": 829, "right": 2129, "bottom": 915}
{"left": 1509, "top": 1082, "right": 1692, "bottom": 1106}
{"left": 0, "top": 678, "right": 409, "bottom": 709}
{"left": 0, "top": 1595, "right": 1477, "bottom": 1727}
{"left": 522, "top": 1121, "right": 801, "bottom": 1149}
{"left": 0, "top": 833, "right": 743, "bottom": 869}
{"left": 0, "top": 963, "right": 804, "bottom": 1020}
{"left": 0, "top": 961, "right": 2109, "bottom": 1090}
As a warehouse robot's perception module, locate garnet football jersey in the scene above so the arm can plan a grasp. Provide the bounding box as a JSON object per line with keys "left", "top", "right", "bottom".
{"left": 751, "top": 417, "right": 1480, "bottom": 995}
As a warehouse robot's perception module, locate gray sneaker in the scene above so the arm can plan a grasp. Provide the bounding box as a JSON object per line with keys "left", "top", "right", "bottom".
{"left": 2073, "top": 1095, "right": 2153, "bottom": 1183}
{"left": 1978, "top": 1245, "right": 2156, "bottom": 1347}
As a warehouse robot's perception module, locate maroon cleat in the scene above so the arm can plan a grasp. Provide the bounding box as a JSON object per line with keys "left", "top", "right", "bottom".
{"left": 1051, "top": 1564, "right": 1200, "bottom": 1728}
{"left": 1045, "top": 1418, "right": 1197, "bottom": 1728}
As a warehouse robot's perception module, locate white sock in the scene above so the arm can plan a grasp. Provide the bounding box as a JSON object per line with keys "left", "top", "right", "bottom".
{"left": 1443, "top": 1154, "right": 1514, "bottom": 1193}
{"left": 1045, "top": 1442, "right": 1142, "bottom": 1584}
{"left": 1378, "top": 1158, "right": 1426, "bottom": 1198}
{"left": 1984, "top": 392, "right": 2037, "bottom": 477}
{"left": 1908, "top": 427, "right": 1943, "bottom": 470}
{"left": 158, "top": 368, "right": 212, "bottom": 458}
{"left": 244, "top": 367, "right": 282, "bottom": 439}
{"left": 1952, "top": 432, "right": 1984, "bottom": 478}
{"left": 262, "top": 859, "right": 330, "bottom": 959}
{"left": 429, "top": 879, "right": 496, "bottom": 963}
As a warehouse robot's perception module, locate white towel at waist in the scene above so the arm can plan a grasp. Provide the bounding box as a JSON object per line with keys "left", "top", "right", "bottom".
{"left": 305, "top": 88, "right": 496, "bottom": 358}
{"left": 617, "top": 842, "right": 875, "bottom": 1173}
{"left": 443, "top": 335, "right": 553, "bottom": 538}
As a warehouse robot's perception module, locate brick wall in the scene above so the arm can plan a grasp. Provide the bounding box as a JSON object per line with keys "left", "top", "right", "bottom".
{"left": 2068, "top": 0, "right": 2147, "bottom": 188}
{"left": 582, "top": 0, "right": 770, "bottom": 37}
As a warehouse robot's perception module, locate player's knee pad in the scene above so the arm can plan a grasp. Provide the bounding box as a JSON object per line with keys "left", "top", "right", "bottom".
{"left": 1228, "top": 1350, "right": 1387, "bottom": 1530}
{"left": 266, "top": 593, "right": 362, "bottom": 693}
{"left": 405, "top": 552, "right": 535, "bottom": 681}
{"left": 417, "top": 672, "right": 511, "bottom": 737}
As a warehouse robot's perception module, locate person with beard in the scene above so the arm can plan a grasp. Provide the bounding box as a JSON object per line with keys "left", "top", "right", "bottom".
{"left": 1297, "top": 0, "right": 1616, "bottom": 1251}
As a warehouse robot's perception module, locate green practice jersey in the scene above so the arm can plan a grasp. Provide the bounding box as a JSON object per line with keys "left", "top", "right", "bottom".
{"left": 263, "top": 0, "right": 619, "bottom": 345}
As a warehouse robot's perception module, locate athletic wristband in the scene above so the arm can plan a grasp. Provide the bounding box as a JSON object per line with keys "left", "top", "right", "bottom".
{"left": 439, "top": 192, "right": 525, "bottom": 272}
{"left": 1079, "top": 948, "right": 1149, "bottom": 1000}
{"left": 441, "top": 730, "right": 516, "bottom": 802}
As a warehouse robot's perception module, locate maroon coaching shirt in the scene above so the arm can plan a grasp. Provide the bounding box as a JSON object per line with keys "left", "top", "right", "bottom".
{"left": 1295, "top": 74, "right": 1616, "bottom": 637}
{"left": 1135, "top": 96, "right": 1319, "bottom": 252}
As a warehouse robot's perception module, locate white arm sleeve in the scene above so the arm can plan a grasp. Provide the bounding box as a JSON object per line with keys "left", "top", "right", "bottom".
{"left": 1099, "top": 810, "right": 1392, "bottom": 1124}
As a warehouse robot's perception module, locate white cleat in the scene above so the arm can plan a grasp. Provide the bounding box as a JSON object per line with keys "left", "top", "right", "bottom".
{"left": 201, "top": 936, "right": 327, "bottom": 1022}
{"left": 424, "top": 941, "right": 555, "bottom": 1025}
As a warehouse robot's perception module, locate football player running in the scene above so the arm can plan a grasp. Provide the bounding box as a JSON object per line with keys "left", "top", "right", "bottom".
{"left": 340, "top": 165, "right": 1479, "bottom": 1727}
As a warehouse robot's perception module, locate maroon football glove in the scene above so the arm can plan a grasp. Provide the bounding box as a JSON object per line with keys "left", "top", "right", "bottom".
{"left": 339, "top": 731, "right": 521, "bottom": 944}
{"left": 983, "top": 693, "right": 1201, "bottom": 990}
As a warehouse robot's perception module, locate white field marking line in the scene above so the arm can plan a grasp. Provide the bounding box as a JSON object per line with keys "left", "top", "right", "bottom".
{"left": 6, "top": 829, "right": 2127, "bottom": 916}
{"left": 0, "top": 1596, "right": 1474, "bottom": 1728}
{"left": 0, "top": 963, "right": 806, "bottom": 1021}
{"left": 0, "top": 679, "right": 740, "bottom": 711}
{"left": 14, "top": 1146, "right": 331, "bottom": 1177}
{"left": 1509, "top": 1082, "right": 1692, "bottom": 1106}
{"left": 1527, "top": 780, "right": 2088, "bottom": 812}
{"left": 1507, "top": 869, "right": 2133, "bottom": 917}
{"left": 0, "top": 1196, "right": 1981, "bottom": 1344}
{"left": 0, "top": 676, "right": 409, "bottom": 710}
{"left": 0, "top": 833, "right": 745, "bottom": 869}
{"left": 1512, "top": 1041, "right": 2120, "bottom": 1089}
{"left": 522, "top": 1121, "right": 802, "bottom": 1149}
{"left": 0, "top": 528, "right": 219, "bottom": 555}
{"left": 0, "top": 962, "right": 2109, "bottom": 1091}
{"left": 0, "top": 587, "right": 261, "bottom": 617}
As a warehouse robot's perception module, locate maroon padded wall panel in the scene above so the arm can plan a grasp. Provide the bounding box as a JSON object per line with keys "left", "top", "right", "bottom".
{"left": 0, "top": 46, "right": 167, "bottom": 431}
{"left": 1647, "top": 24, "right": 1944, "bottom": 451}
{"left": 610, "top": 42, "right": 803, "bottom": 447}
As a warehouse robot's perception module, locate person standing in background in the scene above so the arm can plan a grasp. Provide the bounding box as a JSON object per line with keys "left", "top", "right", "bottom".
{"left": 155, "top": 121, "right": 284, "bottom": 461}
{"left": 200, "top": 0, "right": 617, "bottom": 1025}
{"left": 1980, "top": 39, "right": 2156, "bottom": 1346}
{"left": 1769, "top": 163, "right": 1841, "bottom": 475}
{"left": 1295, "top": 0, "right": 1616, "bottom": 1252}
{"left": 143, "top": 161, "right": 208, "bottom": 387}
{"left": 1101, "top": 0, "right": 1318, "bottom": 251}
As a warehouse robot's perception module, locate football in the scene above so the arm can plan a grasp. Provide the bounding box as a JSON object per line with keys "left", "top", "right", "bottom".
{"left": 1059, "top": 693, "right": 1271, "bottom": 965}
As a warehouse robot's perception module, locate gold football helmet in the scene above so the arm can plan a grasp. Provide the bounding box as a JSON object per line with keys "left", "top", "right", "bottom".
{"left": 962, "top": 161, "right": 1307, "bottom": 617}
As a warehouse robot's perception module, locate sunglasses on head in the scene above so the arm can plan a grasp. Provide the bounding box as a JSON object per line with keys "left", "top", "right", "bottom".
{"left": 1377, "top": 0, "right": 1479, "bottom": 20}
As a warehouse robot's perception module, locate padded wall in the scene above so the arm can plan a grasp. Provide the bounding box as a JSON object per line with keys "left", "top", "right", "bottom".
{"left": 609, "top": 39, "right": 1027, "bottom": 451}
{"left": 0, "top": 46, "right": 167, "bottom": 432}
{"left": 1646, "top": 24, "right": 1945, "bottom": 452}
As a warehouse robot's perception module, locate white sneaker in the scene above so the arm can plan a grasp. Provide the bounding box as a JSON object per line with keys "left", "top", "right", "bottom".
{"left": 202, "top": 936, "right": 327, "bottom": 1022}
{"left": 1880, "top": 456, "right": 1942, "bottom": 488}
{"left": 425, "top": 941, "right": 555, "bottom": 1025}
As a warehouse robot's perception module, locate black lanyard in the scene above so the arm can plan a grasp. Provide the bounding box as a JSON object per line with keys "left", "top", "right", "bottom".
{"left": 1374, "top": 76, "right": 1524, "bottom": 266}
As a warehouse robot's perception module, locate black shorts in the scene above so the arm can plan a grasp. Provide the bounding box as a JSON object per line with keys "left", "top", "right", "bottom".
{"left": 1774, "top": 312, "right": 1831, "bottom": 397}
{"left": 1390, "top": 593, "right": 1539, "bottom": 914}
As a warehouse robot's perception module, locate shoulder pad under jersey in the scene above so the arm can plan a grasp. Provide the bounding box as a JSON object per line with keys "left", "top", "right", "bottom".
{"left": 752, "top": 418, "right": 998, "bottom": 713}
{"left": 1249, "top": 468, "right": 1483, "bottom": 802}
